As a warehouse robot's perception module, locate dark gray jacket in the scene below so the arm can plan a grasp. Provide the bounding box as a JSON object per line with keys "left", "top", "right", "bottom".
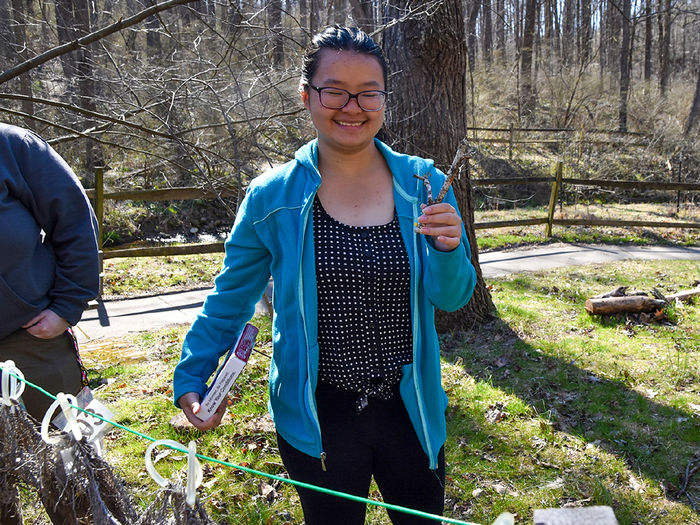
{"left": 0, "top": 123, "right": 99, "bottom": 339}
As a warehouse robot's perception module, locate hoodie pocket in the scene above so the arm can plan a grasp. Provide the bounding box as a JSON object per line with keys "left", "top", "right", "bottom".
{"left": 0, "top": 273, "right": 41, "bottom": 331}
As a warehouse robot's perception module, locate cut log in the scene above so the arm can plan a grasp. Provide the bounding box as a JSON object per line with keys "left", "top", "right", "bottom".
{"left": 585, "top": 296, "right": 666, "bottom": 315}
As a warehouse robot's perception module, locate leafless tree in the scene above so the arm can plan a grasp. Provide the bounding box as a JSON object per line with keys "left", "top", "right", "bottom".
{"left": 520, "top": 0, "right": 537, "bottom": 119}
{"left": 618, "top": 0, "right": 632, "bottom": 131}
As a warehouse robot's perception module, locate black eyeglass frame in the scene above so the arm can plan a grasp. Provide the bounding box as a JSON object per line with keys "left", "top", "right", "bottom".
{"left": 307, "top": 85, "right": 388, "bottom": 112}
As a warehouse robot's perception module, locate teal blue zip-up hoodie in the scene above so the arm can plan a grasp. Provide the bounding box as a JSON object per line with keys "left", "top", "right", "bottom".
{"left": 174, "top": 138, "right": 476, "bottom": 470}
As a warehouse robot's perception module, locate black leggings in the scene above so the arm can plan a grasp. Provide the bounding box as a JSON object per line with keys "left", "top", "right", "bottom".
{"left": 277, "top": 382, "right": 445, "bottom": 525}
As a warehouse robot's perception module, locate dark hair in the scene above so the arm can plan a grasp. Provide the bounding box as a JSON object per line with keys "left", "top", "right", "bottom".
{"left": 300, "top": 25, "right": 388, "bottom": 90}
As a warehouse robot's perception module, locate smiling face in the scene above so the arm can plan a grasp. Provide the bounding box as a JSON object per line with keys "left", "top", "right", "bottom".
{"left": 301, "top": 48, "right": 386, "bottom": 156}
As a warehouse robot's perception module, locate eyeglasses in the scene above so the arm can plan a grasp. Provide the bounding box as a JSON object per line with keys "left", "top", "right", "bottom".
{"left": 308, "top": 85, "right": 388, "bottom": 112}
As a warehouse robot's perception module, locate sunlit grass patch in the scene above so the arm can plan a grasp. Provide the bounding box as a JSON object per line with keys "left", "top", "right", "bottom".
{"left": 66, "top": 261, "right": 700, "bottom": 524}
{"left": 102, "top": 253, "right": 224, "bottom": 297}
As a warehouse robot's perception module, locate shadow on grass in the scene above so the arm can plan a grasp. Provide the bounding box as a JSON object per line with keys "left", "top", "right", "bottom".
{"left": 443, "top": 317, "right": 699, "bottom": 522}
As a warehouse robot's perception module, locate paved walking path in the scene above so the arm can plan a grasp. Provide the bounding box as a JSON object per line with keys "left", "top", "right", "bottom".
{"left": 74, "top": 243, "right": 700, "bottom": 343}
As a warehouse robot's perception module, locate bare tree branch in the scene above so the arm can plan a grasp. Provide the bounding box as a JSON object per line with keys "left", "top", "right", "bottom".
{"left": 0, "top": 0, "right": 199, "bottom": 85}
{"left": 0, "top": 93, "right": 174, "bottom": 139}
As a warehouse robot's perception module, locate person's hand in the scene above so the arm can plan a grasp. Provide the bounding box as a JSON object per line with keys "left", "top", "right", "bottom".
{"left": 22, "top": 309, "right": 70, "bottom": 339}
{"left": 178, "top": 392, "right": 228, "bottom": 431}
{"left": 415, "top": 203, "right": 463, "bottom": 251}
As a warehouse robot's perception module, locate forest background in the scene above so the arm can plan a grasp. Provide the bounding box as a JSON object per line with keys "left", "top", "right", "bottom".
{"left": 2, "top": 0, "right": 699, "bottom": 328}
{"left": 1, "top": 0, "right": 699, "bottom": 212}
{"left": 1, "top": 2, "right": 699, "bottom": 524}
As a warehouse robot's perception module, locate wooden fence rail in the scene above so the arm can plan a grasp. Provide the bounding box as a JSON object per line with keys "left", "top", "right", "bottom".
{"left": 473, "top": 161, "right": 700, "bottom": 233}
{"left": 91, "top": 162, "right": 699, "bottom": 274}
{"left": 85, "top": 186, "right": 239, "bottom": 202}
{"left": 467, "top": 125, "right": 650, "bottom": 160}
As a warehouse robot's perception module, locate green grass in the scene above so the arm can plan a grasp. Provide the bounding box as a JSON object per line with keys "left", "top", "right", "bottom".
{"left": 474, "top": 202, "right": 699, "bottom": 252}
{"left": 48, "top": 258, "right": 697, "bottom": 524}
{"left": 102, "top": 253, "right": 223, "bottom": 297}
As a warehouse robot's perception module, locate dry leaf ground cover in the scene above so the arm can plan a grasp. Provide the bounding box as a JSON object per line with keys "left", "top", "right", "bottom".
{"left": 56, "top": 256, "right": 699, "bottom": 525}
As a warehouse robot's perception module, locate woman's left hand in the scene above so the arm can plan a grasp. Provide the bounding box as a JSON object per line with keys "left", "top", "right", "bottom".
{"left": 415, "top": 203, "right": 463, "bottom": 252}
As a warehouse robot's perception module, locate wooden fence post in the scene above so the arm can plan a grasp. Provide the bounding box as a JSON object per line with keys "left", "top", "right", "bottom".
{"left": 508, "top": 122, "right": 514, "bottom": 160}
{"left": 94, "top": 166, "right": 104, "bottom": 299}
{"left": 677, "top": 152, "right": 683, "bottom": 214}
{"left": 545, "top": 161, "right": 563, "bottom": 238}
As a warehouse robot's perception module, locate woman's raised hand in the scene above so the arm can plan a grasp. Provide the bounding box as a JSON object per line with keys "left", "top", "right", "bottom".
{"left": 415, "top": 203, "right": 463, "bottom": 252}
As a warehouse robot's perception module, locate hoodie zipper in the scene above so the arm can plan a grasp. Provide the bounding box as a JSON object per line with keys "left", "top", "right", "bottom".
{"left": 396, "top": 179, "right": 437, "bottom": 469}
{"left": 298, "top": 164, "right": 326, "bottom": 471}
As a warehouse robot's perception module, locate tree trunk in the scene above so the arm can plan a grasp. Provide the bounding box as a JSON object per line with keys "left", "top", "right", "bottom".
{"left": 513, "top": 0, "right": 521, "bottom": 53}
{"left": 309, "top": 0, "right": 318, "bottom": 35}
{"left": 72, "top": 0, "right": 104, "bottom": 170}
{"left": 0, "top": 0, "right": 13, "bottom": 63}
{"left": 383, "top": 0, "right": 495, "bottom": 330}
{"left": 684, "top": 68, "right": 700, "bottom": 136}
{"left": 561, "top": 0, "right": 575, "bottom": 66}
{"left": 618, "top": 0, "right": 631, "bottom": 131}
{"left": 580, "top": 0, "right": 591, "bottom": 65}
{"left": 53, "top": 0, "right": 81, "bottom": 96}
{"left": 145, "top": 0, "right": 162, "bottom": 58}
{"left": 465, "top": 0, "right": 480, "bottom": 73}
{"left": 658, "top": 0, "right": 671, "bottom": 95}
{"left": 348, "top": 0, "right": 373, "bottom": 32}
{"left": 606, "top": 0, "right": 620, "bottom": 82}
{"left": 542, "top": 0, "right": 554, "bottom": 67}
{"left": 268, "top": 0, "right": 283, "bottom": 67}
{"left": 9, "top": 0, "right": 35, "bottom": 128}
{"left": 520, "top": 0, "right": 536, "bottom": 120}
{"left": 482, "top": 0, "right": 492, "bottom": 64}
{"left": 299, "top": 0, "right": 308, "bottom": 46}
{"left": 643, "top": 0, "right": 652, "bottom": 81}
{"left": 495, "top": 0, "right": 505, "bottom": 65}
{"left": 551, "top": 0, "right": 560, "bottom": 61}
{"left": 333, "top": 0, "right": 345, "bottom": 25}
{"left": 224, "top": 0, "right": 242, "bottom": 36}
{"left": 599, "top": 0, "right": 606, "bottom": 75}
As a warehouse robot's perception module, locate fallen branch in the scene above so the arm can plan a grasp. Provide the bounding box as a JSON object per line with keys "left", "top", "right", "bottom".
{"left": 586, "top": 286, "right": 699, "bottom": 315}
{"left": 585, "top": 296, "right": 666, "bottom": 315}
{"left": 666, "top": 287, "right": 700, "bottom": 303}
{"left": 678, "top": 451, "right": 700, "bottom": 512}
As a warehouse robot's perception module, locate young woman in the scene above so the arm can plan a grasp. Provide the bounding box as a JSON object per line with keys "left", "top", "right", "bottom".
{"left": 174, "top": 26, "right": 476, "bottom": 524}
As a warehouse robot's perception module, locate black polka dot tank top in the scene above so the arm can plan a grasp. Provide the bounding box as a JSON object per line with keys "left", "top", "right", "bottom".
{"left": 313, "top": 196, "right": 413, "bottom": 407}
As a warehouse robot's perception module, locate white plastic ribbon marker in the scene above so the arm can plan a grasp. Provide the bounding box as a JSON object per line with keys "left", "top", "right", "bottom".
{"left": 1, "top": 360, "right": 25, "bottom": 406}
{"left": 41, "top": 393, "right": 83, "bottom": 444}
{"left": 186, "top": 441, "right": 203, "bottom": 507}
{"left": 145, "top": 439, "right": 203, "bottom": 507}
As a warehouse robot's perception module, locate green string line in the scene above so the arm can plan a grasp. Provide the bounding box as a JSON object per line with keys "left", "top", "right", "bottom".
{"left": 2, "top": 368, "right": 483, "bottom": 525}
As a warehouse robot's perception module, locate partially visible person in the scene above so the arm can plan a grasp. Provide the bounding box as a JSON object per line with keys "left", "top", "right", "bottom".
{"left": 0, "top": 122, "right": 99, "bottom": 524}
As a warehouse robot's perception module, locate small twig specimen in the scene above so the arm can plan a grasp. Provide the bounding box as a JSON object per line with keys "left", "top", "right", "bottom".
{"left": 414, "top": 137, "right": 470, "bottom": 205}
{"left": 413, "top": 173, "right": 434, "bottom": 203}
